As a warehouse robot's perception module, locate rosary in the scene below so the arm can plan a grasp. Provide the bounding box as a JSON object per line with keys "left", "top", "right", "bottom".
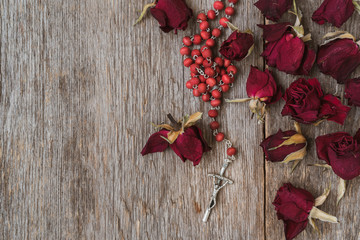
{"left": 179, "top": 0, "right": 239, "bottom": 222}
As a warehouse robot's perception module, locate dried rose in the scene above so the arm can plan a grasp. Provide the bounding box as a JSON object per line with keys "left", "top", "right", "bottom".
{"left": 219, "top": 26, "right": 254, "bottom": 61}
{"left": 315, "top": 130, "right": 360, "bottom": 203}
{"left": 345, "top": 77, "right": 360, "bottom": 106}
{"left": 317, "top": 32, "right": 360, "bottom": 84}
{"left": 225, "top": 66, "right": 282, "bottom": 123}
{"left": 273, "top": 183, "right": 337, "bottom": 240}
{"left": 281, "top": 78, "right": 350, "bottom": 125}
{"left": 254, "top": 0, "right": 292, "bottom": 22}
{"left": 260, "top": 122, "right": 306, "bottom": 170}
{"left": 258, "top": 22, "right": 315, "bottom": 76}
{"left": 312, "top": 0, "right": 355, "bottom": 28}
{"left": 141, "top": 112, "right": 211, "bottom": 166}
{"left": 134, "top": 0, "right": 193, "bottom": 34}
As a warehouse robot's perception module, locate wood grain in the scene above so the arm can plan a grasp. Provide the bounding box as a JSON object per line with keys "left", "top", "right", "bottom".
{"left": 0, "top": 0, "right": 359, "bottom": 239}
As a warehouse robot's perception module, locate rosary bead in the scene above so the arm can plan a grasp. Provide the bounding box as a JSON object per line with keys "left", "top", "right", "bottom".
{"left": 224, "top": 59, "right": 231, "bottom": 68}
{"left": 219, "top": 17, "right": 229, "bottom": 28}
{"left": 212, "top": 28, "right": 221, "bottom": 38}
{"left": 190, "top": 77, "right": 200, "bottom": 85}
{"left": 221, "top": 84, "right": 230, "bottom": 92}
{"left": 215, "top": 66, "right": 221, "bottom": 73}
{"left": 222, "top": 74, "right": 231, "bottom": 84}
{"left": 207, "top": 10, "right": 216, "bottom": 20}
{"left": 211, "top": 89, "right": 222, "bottom": 99}
{"left": 228, "top": 0, "right": 238, "bottom": 3}
{"left": 227, "top": 65, "right": 237, "bottom": 74}
{"left": 205, "top": 67, "right": 215, "bottom": 77}
{"left": 211, "top": 99, "right": 221, "bottom": 107}
{"left": 206, "top": 77, "right": 217, "bottom": 87}
{"left": 203, "top": 59, "right": 212, "bottom": 68}
{"left": 186, "top": 80, "right": 193, "bottom": 89}
{"left": 210, "top": 121, "right": 220, "bottom": 130}
{"left": 183, "top": 36, "right": 192, "bottom": 46}
{"left": 195, "top": 56, "right": 204, "bottom": 65}
{"left": 180, "top": 47, "right": 190, "bottom": 56}
{"left": 227, "top": 147, "right": 237, "bottom": 156}
{"left": 183, "top": 58, "right": 193, "bottom": 67}
{"left": 206, "top": 38, "right": 215, "bottom": 47}
{"left": 200, "top": 30, "right": 211, "bottom": 40}
{"left": 215, "top": 132, "right": 225, "bottom": 142}
{"left": 191, "top": 49, "right": 201, "bottom": 58}
{"left": 197, "top": 13, "right": 207, "bottom": 21}
{"left": 199, "top": 21, "right": 209, "bottom": 31}
{"left": 214, "top": 57, "right": 224, "bottom": 67}
{"left": 213, "top": 1, "right": 224, "bottom": 10}
{"left": 202, "top": 49, "right": 212, "bottom": 58}
{"left": 208, "top": 109, "right": 218, "bottom": 118}
{"left": 190, "top": 63, "right": 200, "bottom": 73}
{"left": 193, "top": 34, "right": 202, "bottom": 45}
{"left": 225, "top": 7, "right": 235, "bottom": 16}
{"left": 191, "top": 72, "right": 197, "bottom": 78}
{"left": 202, "top": 93, "right": 211, "bottom": 102}
{"left": 220, "top": 68, "right": 227, "bottom": 76}
{"left": 199, "top": 75, "right": 206, "bottom": 83}
{"left": 193, "top": 89, "right": 201, "bottom": 97}
{"left": 198, "top": 83, "right": 207, "bottom": 93}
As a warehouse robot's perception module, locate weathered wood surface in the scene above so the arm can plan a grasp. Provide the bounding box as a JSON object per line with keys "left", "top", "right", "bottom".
{"left": 0, "top": 0, "right": 359, "bottom": 239}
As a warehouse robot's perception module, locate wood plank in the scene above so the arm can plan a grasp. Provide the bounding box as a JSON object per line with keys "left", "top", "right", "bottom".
{"left": 265, "top": 1, "right": 360, "bottom": 239}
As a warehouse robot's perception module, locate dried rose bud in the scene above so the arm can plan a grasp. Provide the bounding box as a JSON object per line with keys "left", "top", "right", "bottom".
{"left": 260, "top": 122, "right": 307, "bottom": 170}
{"left": 254, "top": 0, "right": 292, "bottom": 22}
{"left": 317, "top": 32, "right": 360, "bottom": 84}
{"left": 312, "top": 0, "right": 355, "bottom": 28}
{"left": 281, "top": 78, "right": 350, "bottom": 125}
{"left": 225, "top": 66, "right": 282, "bottom": 123}
{"left": 345, "top": 77, "right": 360, "bottom": 106}
{"left": 273, "top": 183, "right": 337, "bottom": 240}
{"left": 135, "top": 0, "right": 193, "bottom": 34}
{"left": 258, "top": 22, "right": 316, "bottom": 76}
{"left": 141, "top": 112, "right": 211, "bottom": 166}
{"left": 219, "top": 27, "right": 254, "bottom": 61}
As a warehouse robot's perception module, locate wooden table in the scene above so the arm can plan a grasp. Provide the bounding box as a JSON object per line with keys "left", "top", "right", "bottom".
{"left": 1, "top": 0, "right": 359, "bottom": 239}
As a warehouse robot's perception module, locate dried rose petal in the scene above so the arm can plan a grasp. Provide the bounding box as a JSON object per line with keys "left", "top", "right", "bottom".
{"left": 319, "top": 94, "right": 351, "bottom": 125}
{"left": 254, "top": 0, "right": 292, "bottom": 22}
{"left": 150, "top": 0, "right": 193, "bottom": 33}
{"left": 312, "top": 0, "right": 355, "bottom": 28}
{"left": 219, "top": 31, "right": 254, "bottom": 61}
{"left": 345, "top": 77, "right": 360, "bottom": 106}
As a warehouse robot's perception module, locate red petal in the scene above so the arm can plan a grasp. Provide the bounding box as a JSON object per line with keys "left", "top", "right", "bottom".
{"left": 258, "top": 22, "right": 291, "bottom": 42}
{"left": 254, "top": 0, "right": 292, "bottom": 22}
{"left": 319, "top": 94, "right": 351, "bottom": 125}
{"left": 312, "top": 0, "right": 354, "bottom": 28}
{"left": 345, "top": 78, "right": 360, "bottom": 106}
{"left": 283, "top": 220, "right": 308, "bottom": 240}
{"left": 141, "top": 130, "right": 170, "bottom": 155}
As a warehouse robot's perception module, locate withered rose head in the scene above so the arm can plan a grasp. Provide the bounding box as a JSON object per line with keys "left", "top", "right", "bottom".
{"left": 273, "top": 183, "right": 315, "bottom": 240}
{"left": 345, "top": 78, "right": 360, "bottom": 106}
{"left": 246, "top": 66, "right": 282, "bottom": 104}
{"left": 141, "top": 112, "right": 211, "bottom": 166}
{"left": 260, "top": 123, "right": 307, "bottom": 163}
{"left": 254, "top": 0, "right": 292, "bottom": 22}
{"left": 281, "top": 78, "right": 350, "bottom": 125}
{"left": 219, "top": 30, "right": 254, "bottom": 61}
{"left": 312, "top": 0, "right": 355, "bottom": 28}
{"left": 316, "top": 130, "right": 360, "bottom": 180}
{"left": 317, "top": 37, "right": 360, "bottom": 84}
{"left": 150, "top": 0, "right": 193, "bottom": 33}
{"left": 259, "top": 23, "right": 316, "bottom": 76}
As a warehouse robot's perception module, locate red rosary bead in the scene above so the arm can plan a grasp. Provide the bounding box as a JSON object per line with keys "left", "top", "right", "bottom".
{"left": 186, "top": 80, "right": 193, "bottom": 89}
{"left": 205, "top": 67, "right": 215, "bottom": 77}
{"left": 200, "top": 30, "right": 211, "bottom": 40}
{"left": 195, "top": 56, "right": 204, "bottom": 65}
{"left": 213, "top": 1, "right": 224, "bottom": 10}
{"left": 222, "top": 74, "right": 231, "bottom": 84}
{"left": 202, "top": 49, "right": 212, "bottom": 58}
{"left": 228, "top": 0, "right": 238, "bottom": 3}
{"left": 191, "top": 49, "right": 201, "bottom": 58}
{"left": 180, "top": 47, "right": 190, "bottom": 56}
{"left": 190, "top": 77, "right": 200, "bottom": 85}
{"left": 212, "top": 89, "right": 222, "bottom": 99}
{"left": 202, "top": 93, "right": 210, "bottom": 102}
{"left": 208, "top": 109, "right": 218, "bottom": 118}
{"left": 215, "top": 132, "right": 225, "bottom": 142}
{"left": 214, "top": 57, "right": 224, "bottom": 67}
{"left": 210, "top": 121, "right": 220, "bottom": 130}
{"left": 227, "top": 147, "right": 237, "bottom": 156}
{"left": 193, "top": 89, "right": 201, "bottom": 97}
{"left": 198, "top": 83, "right": 207, "bottom": 93}
{"left": 206, "top": 38, "right": 215, "bottom": 47}
{"left": 199, "top": 21, "right": 209, "bottom": 31}
{"left": 199, "top": 75, "right": 206, "bottom": 82}
{"left": 183, "top": 36, "right": 192, "bottom": 46}
{"left": 202, "top": 58, "right": 212, "bottom": 67}
{"left": 212, "top": 28, "right": 221, "bottom": 38}
{"left": 207, "top": 10, "right": 216, "bottom": 20}
{"left": 227, "top": 65, "right": 237, "bottom": 74}
{"left": 183, "top": 58, "right": 193, "bottom": 67}
{"left": 225, "top": 7, "right": 235, "bottom": 16}
{"left": 206, "top": 78, "right": 217, "bottom": 87}
{"left": 193, "top": 34, "right": 202, "bottom": 45}
{"left": 211, "top": 99, "right": 221, "bottom": 107}
{"left": 219, "top": 17, "right": 229, "bottom": 28}
{"left": 197, "top": 13, "right": 207, "bottom": 21}
{"left": 224, "top": 59, "right": 231, "bottom": 68}
{"left": 221, "top": 84, "right": 230, "bottom": 92}
{"left": 190, "top": 64, "right": 200, "bottom": 73}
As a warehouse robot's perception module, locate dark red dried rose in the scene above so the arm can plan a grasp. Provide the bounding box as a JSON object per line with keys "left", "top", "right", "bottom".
{"left": 150, "top": 0, "right": 193, "bottom": 33}
{"left": 219, "top": 31, "right": 254, "bottom": 61}
{"left": 281, "top": 78, "right": 350, "bottom": 124}
{"left": 317, "top": 38, "right": 360, "bottom": 84}
{"left": 254, "top": 0, "right": 292, "bottom": 22}
{"left": 312, "top": 0, "right": 355, "bottom": 28}
{"left": 273, "top": 183, "right": 315, "bottom": 240}
{"left": 141, "top": 113, "right": 211, "bottom": 166}
{"left": 259, "top": 23, "right": 316, "bottom": 76}
{"left": 260, "top": 126, "right": 307, "bottom": 163}
{"left": 345, "top": 77, "right": 360, "bottom": 106}
{"left": 246, "top": 66, "right": 282, "bottom": 104}
{"left": 316, "top": 130, "right": 360, "bottom": 180}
